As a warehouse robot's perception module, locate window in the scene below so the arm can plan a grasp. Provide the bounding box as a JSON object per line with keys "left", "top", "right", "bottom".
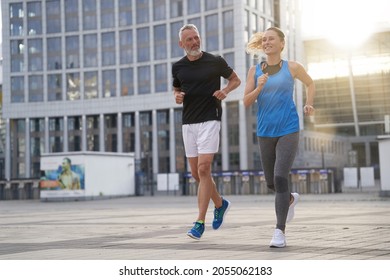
{"left": 137, "top": 27, "right": 150, "bottom": 62}
{"left": 120, "top": 68, "right": 134, "bottom": 96}
{"left": 65, "top": 0, "right": 79, "bottom": 32}
{"left": 48, "top": 74, "right": 62, "bottom": 101}
{"left": 66, "top": 36, "right": 80, "bottom": 69}
{"left": 120, "top": 30, "right": 133, "bottom": 64}
{"left": 155, "top": 64, "right": 167, "bottom": 92}
{"left": 118, "top": 0, "right": 132, "bottom": 26}
{"left": 84, "top": 71, "right": 98, "bottom": 99}
{"left": 138, "top": 66, "right": 151, "bottom": 94}
{"left": 154, "top": 25, "right": 167, "bottom": 60}
{"left": 153, "top": 0, "right": 166, "bottom": 21}
{"left": 136, "top": 0, "right": 149, "bottom": 24}
{"left": 11, "top": 76, "right": 25, "bottom": 103}
{"left": 101, "top": 32, "right": 116, "bottom": 66}
{"left": 29, "top": 75, "right": 44, "bottom": 102}
{"left": 10, "top": 3, "right": 24, "bottom": 36}
{"left": 47, "top": 37, "right": 62, "bottom": 70}
{"left": 102, "top": 70, "right": 116, "bottom": 98}
{"left": 205, "top": 14, "right": 219, "bottom": 51}
{"left": 27, "top": 1, "right": 42, "bottom": 35}
{"left": 84, "top": 34, "right": 98, "bottom": 67}
{"left": 28, "top": 38, "right": 43, "bottom": 71}
{"left": 83, "top": 0, "right": 97, "bottom": 30}
{"left": 46, "top": 0, "right": 61, "bottom": 34}
{"left": 101, "top": 0, "right": 115, "bottom": 29}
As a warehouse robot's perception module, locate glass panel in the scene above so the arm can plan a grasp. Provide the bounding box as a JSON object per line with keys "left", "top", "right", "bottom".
{"left": 120, "top": 68, "right": 134, "bottom": 96}
{"left": 10, "top": 3, "right": 24, "bottom": 36}
{"left": 46, "top": 0, "right": 61, "bottom": 34}
{"left": 28, "top": 38, "right": 43, "bottom": 71}
{"left": 102, "top": 70, "right": 116, "bottom": 98}
{"left": 170, "top": 0, "right": 183, "bottom": 17}
{"left": 205, "top": 0, "right": 218, "bottom": 11}
{"left": 118, "top": 0, "right": 132, "bottom": 26}
{"left": 66, "top": 36, "right": 80, "bottom": 69}
{"left": 27, "top": 1, "right": 42, "bottom": 35}
{"left": 154, "top": 24, "right": 167, "bottom": 60}
{"left": 205, "top": 14, "right": 219, "bottom": 51}
{"left": 48, "top": 74, "right": 63, "bottom": 101}
{"left": 84, "top": 71, "right": 98, "bottom": 99}
{"left": 153, "top": 0, "right": 166, "bottom": 21}
{"left": 84, "top": 34, "right": 98, "bottom": 67}
{"left": 47, "top": 37, "right": 62, "bottom": 70}
{"left": 65, "top": 0, "right": 79, "bottom": 32}
{"left": 137, "top": 27, "right": 150, "bottom": 62}
{"left": 68, "top": 116, "right": 82, "bottom": 152}
{"left": 120, "top": 30, "right": 133, "bottom": 64}
{"left": 155, "top": 63, "right": 167, "bottom": 92}
{"left": 66, "top": 72, "right": 81, "bottom": 100}
{"left": 28, "top": 75, "right": 44, "bottom": 102}
{"left": 101, "top": 0, "right": 115, "bottom": 29}
{"left": 223, "top": 10, "right": 234, "bottom": 48}
{"left": 11, "top": 76, "right": 25, "bottom": 103}
{"left": 10, "top": 39, "right": 24, "bottom": 72}
{"left": 101, "top": 32, "right": 116, "bottom": 66}
{"left": 136, "top": 0, "right": 149, "bottom": 24}
{"left": 83, "top": 0, "right": 97, "bottom": 30}
{"left": 188, "top": 0, "right": 201, "bottom": 14}
{"left": 171, "top": 21, "right": 184, "bottom": 58}
{"left": 138, "top": 66, "right": 151, "bottom": 94}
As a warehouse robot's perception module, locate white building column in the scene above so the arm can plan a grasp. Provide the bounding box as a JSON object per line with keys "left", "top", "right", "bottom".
{"left": 99, "top": 113, "right": 105, "bottom": 152}
{"left": 152, "top": 110, "right": 158, "bottom": 174}
{"left": 134, "top": 111, "right": 141, "bottom": 160}
{"left": 221, "top": 102, "right": 229, "bottom": 170}
{"left": 25, "top": 118, "right": 31, "bottom": 178}
{"left": 82, "top": 115, "right": 87, "bottom": 151}
{"left": 238, "top": 100, "right": 248, "bottom": 170}
{"left": 117, "top": 112, "right": 123, "bottom": 153}
{"left": 5, "top": 119, "right": 11, "bottom": 180}
{"left": 169, "top": 108, "right": 176, "bottom": 173}
{"left": 44, "top": 117, "right": 50, "bottom": 153}
{"left": 63, "top": 116, "right": 68, "bottom": 152}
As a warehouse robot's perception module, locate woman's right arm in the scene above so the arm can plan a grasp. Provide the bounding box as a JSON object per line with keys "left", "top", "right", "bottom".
{"left": 243, "top": 66, "right": 268, "bottom": 107}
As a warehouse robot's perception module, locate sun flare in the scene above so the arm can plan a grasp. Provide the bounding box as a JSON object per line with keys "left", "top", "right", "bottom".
{"left": 300, "top": 0, "right": 390, "bottom": 48}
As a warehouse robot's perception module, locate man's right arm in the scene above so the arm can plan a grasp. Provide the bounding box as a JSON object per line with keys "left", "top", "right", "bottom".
{"left": 173, "top": 87, "right": 185, "bottom": 104}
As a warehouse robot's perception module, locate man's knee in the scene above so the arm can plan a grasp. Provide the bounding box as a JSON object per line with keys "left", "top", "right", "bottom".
{"left": 197, "top": 162, "right": 211, "bottom": 178}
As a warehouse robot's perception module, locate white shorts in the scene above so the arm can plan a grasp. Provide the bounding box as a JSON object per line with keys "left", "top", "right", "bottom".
{"left": 182, "top": 120, "right": 221, "bottom": 157}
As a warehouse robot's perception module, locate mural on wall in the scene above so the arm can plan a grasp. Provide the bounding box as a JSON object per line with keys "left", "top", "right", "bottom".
{"left": 40, "top": 157, "right": 85, "bottom": 196}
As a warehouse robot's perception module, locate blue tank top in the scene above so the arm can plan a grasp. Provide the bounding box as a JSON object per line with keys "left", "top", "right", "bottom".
{"left": 255, "top": 60, "right": 299, "bottom": 137}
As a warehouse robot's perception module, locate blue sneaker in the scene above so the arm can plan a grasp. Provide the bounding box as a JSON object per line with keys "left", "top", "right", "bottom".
{"left": 212, "top": 198, "right": 231, "bottom": 230}
{"left": 187, "top": 221, "right": 205, "bottom": 240}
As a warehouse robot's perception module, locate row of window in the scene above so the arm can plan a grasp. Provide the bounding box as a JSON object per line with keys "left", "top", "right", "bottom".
{"left": 9, "top": 0, "right": 235, "bottom": 36}
{"left": 10, "top": 51, "right": 234, "bottom": 102}
{"left": 10, "top": 10, "right": 234, "bottom": 74}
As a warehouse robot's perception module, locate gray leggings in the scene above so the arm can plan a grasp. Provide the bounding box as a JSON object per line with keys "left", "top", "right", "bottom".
{"left": 258, "top": 132, "right": 299, "bottom": 231}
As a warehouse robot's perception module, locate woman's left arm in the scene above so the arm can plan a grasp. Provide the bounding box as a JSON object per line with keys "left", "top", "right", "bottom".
{"left": 289, "top": 61, "right": 316, "bottom": 115}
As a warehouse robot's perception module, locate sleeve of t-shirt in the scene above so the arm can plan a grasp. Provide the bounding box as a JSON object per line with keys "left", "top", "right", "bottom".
{"left": 172, "top": 64, "right": 181, "bottom": 88}
{"left": 218, "top": 56, "right": 234, "bottom": 79}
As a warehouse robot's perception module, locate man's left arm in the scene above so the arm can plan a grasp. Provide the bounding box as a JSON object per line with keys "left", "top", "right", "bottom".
{"left": 213, "top": 71, "right": 241, "bottom": 100}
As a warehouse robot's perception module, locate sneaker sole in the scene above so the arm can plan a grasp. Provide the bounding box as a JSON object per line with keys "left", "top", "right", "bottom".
{"left": 187, "top": 232, "right": 201, "bottom": 240}
{"left": 286, "top": 193, "right": 299, "bottom": 223}
{"left": 212, "top": 200, "right": 231, "bottom": 230}
{"left": 269, "top": 243, "right": 286, "bottom": 248}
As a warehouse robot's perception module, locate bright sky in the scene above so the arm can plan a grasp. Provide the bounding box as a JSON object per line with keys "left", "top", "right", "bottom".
{"left": 300, "top": 0, "right": 390, "bottom": 47}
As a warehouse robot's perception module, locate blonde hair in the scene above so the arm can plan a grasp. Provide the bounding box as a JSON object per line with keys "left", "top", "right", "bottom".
{"left": 245, "top": 27, "right": 285, "bottom": 56}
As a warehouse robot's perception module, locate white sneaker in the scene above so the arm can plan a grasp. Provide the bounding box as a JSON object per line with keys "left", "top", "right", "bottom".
{"left": 286, "top": 192, "right": 299, "bottom": 223}
{"left": 269, "top": 229, "right": 286, "bottom": 248}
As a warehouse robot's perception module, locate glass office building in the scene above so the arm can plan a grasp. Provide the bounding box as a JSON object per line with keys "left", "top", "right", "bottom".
{"left": 2, "top": 0, "right": 350, "bottom": 187}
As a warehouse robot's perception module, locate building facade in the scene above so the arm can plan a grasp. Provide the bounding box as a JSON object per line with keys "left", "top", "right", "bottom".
{"left": 1, "top": 0, "right": 350, "bottom": 192}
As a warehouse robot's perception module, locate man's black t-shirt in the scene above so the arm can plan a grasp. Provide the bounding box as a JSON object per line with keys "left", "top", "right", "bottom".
{"left": 172, "top": 52, "right": 233, "bottom": 125}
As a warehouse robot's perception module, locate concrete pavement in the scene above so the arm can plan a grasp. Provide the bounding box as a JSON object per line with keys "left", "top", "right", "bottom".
{"left": 0, "top": 191, "right": 389, "bottom": 260}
